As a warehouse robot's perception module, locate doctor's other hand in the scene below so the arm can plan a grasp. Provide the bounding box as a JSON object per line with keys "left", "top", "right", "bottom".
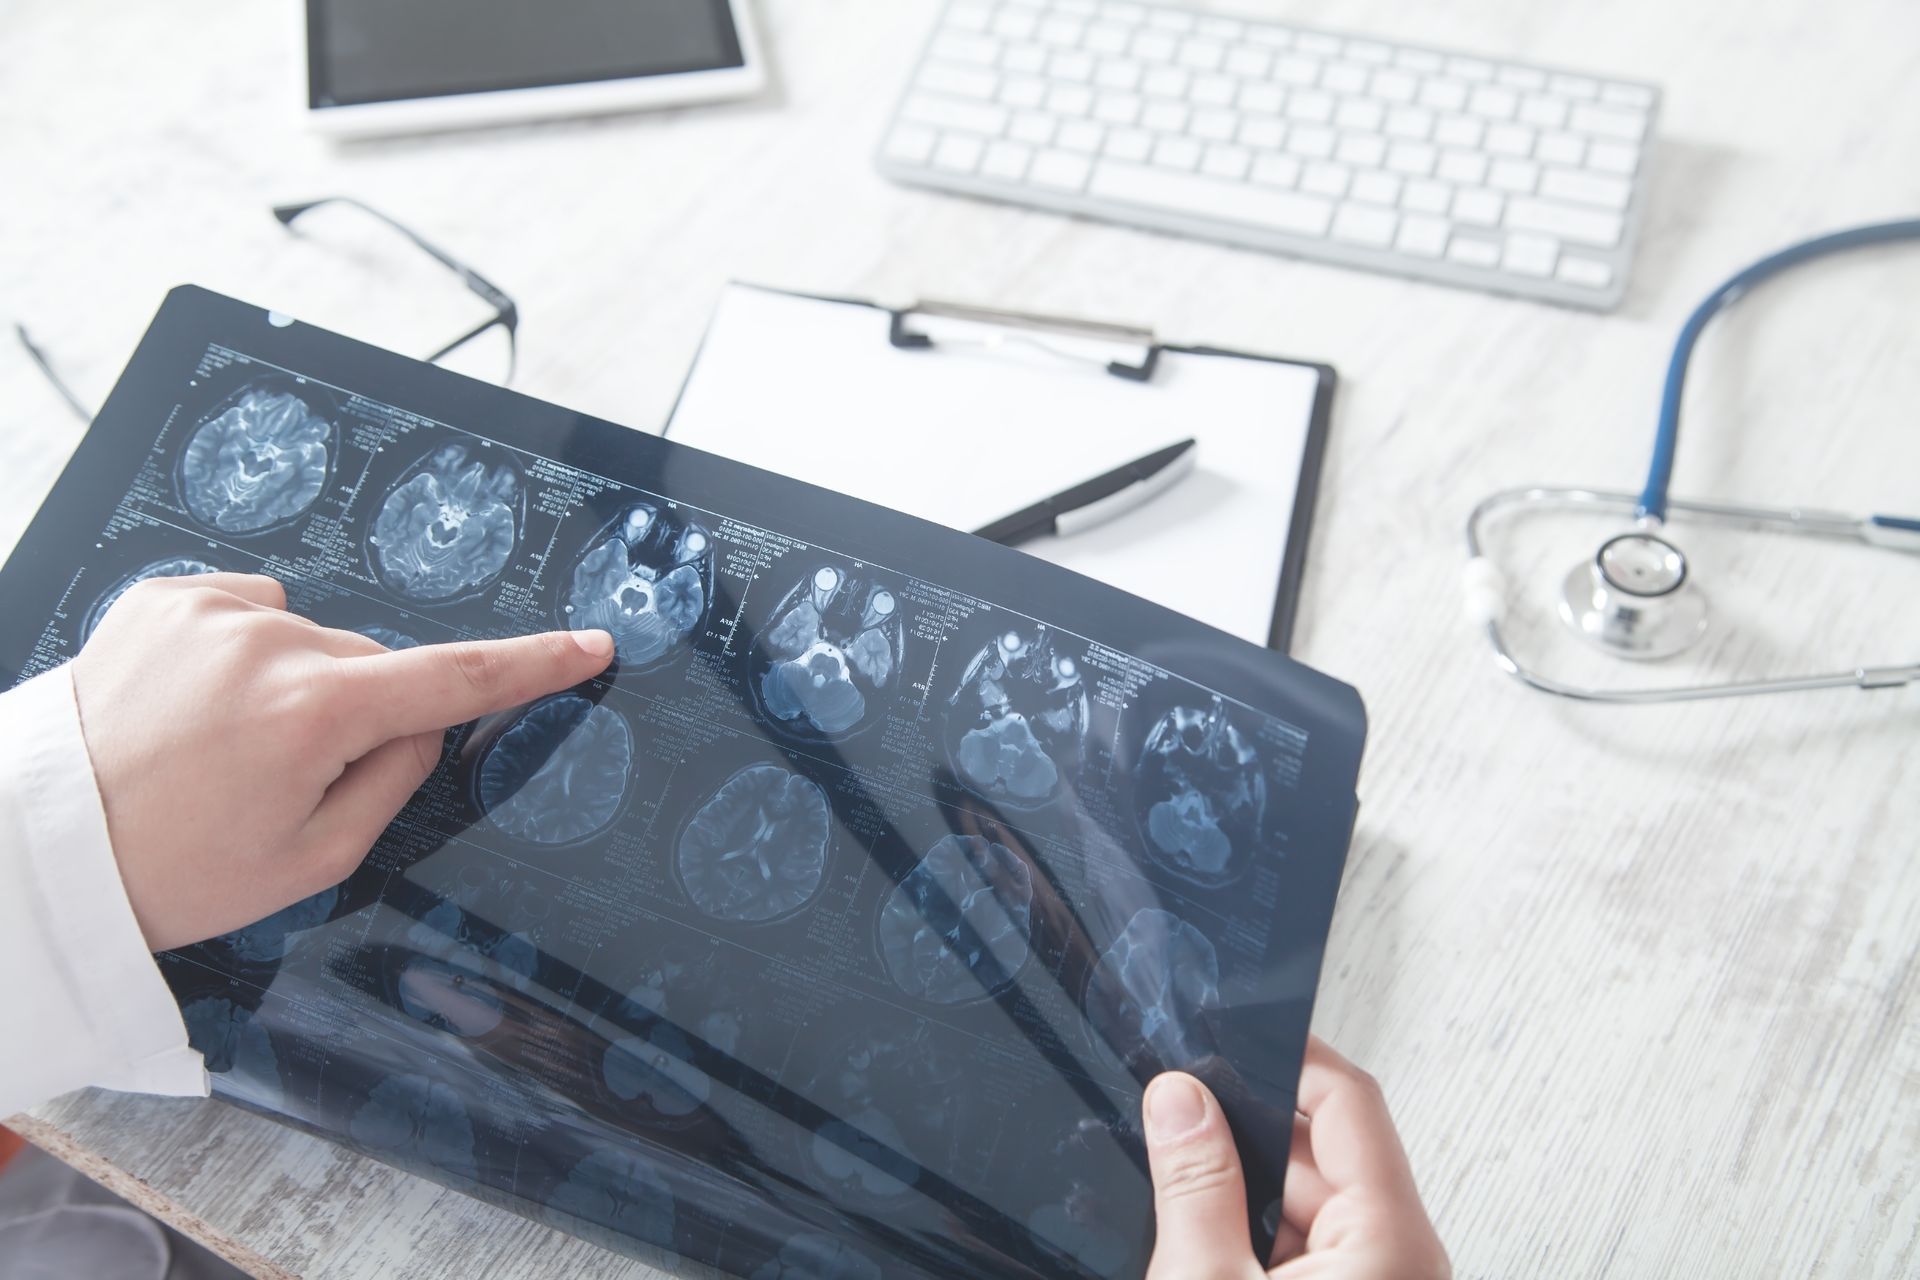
{"left": 1142, "top": 1038, "right": 1449, "bottom": 1280}
{"left": 71, "top": 574, "right": 614, "bottom": 952}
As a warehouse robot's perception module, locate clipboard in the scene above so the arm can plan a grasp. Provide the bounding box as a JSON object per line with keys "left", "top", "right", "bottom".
{"left": 664, "top": 283, "right": 1338, "bottom": 653}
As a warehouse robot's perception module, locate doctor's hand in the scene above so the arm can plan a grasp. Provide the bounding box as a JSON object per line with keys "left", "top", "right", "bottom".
{"left": 71, "top": 573, "right": 614, "bottom": 952}
{"left": 1142, "top": 1038, "right": 1449, "bottom": 1280}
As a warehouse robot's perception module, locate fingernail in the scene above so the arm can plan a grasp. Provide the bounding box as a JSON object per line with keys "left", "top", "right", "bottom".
{"left": 571, "top": 629, "right": 614, "bottom": 660}
{"left": 1146, "top": 1073, "right": 1208, "bottom": 1142}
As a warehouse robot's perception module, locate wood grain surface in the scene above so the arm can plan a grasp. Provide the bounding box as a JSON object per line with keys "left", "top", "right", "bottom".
{"left": 4, "top": 1, "right": 1917, "bottom": 1277}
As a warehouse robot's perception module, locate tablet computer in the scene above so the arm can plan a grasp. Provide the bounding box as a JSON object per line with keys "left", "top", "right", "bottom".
{"left": 302, "top": 0, "right": 766, "bottom": 136}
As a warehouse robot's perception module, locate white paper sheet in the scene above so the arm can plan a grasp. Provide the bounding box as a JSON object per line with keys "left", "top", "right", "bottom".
{"left": 665, "top": 285, "right": 1325, "bottom": 646}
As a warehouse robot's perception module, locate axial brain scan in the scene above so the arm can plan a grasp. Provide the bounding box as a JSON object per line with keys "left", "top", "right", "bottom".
{"left": 1135, "top": 700, "right": 1269, "bottom": 887}
{"left": 565, "top": 502, "right": 713, "bottom": 667}
{"left": 370, "top": 442, "right": 520, "bottom": 602}
{"left": 354, "top": 625, "right": 420, "bottom": 650}
{"left": 1085, "top": 908, "right": 1221, "bottom": 1070}
{"left": 211, "top": 887, "right": 338, "bottom": 963}
{"left": 602, "top": 1022, "right": 711, "bottom": 1119}
{"left": 477, "top": 695, "right": 633, "bottom": 845}
{"left": 83, "top": 556, "right": 221, "bottom": 640}
{"left": 676, "top": 764, "right": 832, "bottom": 923}
{"left": 754, "top": 565, "right": 905, "bottom": 739}
{"left": 178, "top": 384, "right": 332, "bottom": 533}
{"left": 799, "top": 1030, "right": 959, "bottom": 1208}
{"left": 877, "top": 834, "right": 1035, "bottom": 1004}
{"left": 945, "top": 625, "right": 1089, "bottom": 807}
{"left": 750, "top": 1232, "right": 884, "bottom": 1280}
{"left": 397, "top": 954, "right": 507, "bottom": 1038}
{"left": 349, "top": 1073, "right": 479, "bottom": 1179}
{"left": 548, "top": 1147, "right": 676, "bottom": 1245}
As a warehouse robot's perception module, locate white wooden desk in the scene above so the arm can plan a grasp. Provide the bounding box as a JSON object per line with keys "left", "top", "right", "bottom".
{"left": 5, "top": 1, "right": 1918, "bottom": 1276}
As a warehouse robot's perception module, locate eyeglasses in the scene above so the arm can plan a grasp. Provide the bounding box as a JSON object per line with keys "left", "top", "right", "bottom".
{"left": 16, "top": 197, "right": 521, "bottom": 423}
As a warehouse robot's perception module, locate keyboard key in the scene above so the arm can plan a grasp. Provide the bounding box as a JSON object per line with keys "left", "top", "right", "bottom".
{"left": 1447, "top": 234, "right": 1501, "bottom": 267}
{"left": 1178, "top": 37, "right": 1226, "bottom": 71}
{"left": 1086, "top": 21, "right": 1132, "bottom": 54}
{"left": 1301, "top": 160, "right": 1351, "bottom": 197}
{"left": 1286, "top": 90, "right": 1335, "bottom": 123}
{"left": 1436, "top": 149, "right": 1487, "bottom": 184}
{"left": 1539, "top": 167, "right": 1631, "bottom": 209}
{"left": 1394, "top": 47, "right": 1442, "bottom": 73}
{"left": 1192, "top": 109, "right": 1240, "bottom": 140}
{"left": 1536, "top": 131, "right": 1586, "bottom": 166}
{"left": 1103, "top": 1, "right": 1148, "bottom": 20}
{"left": 1586, "top": 141, "right": 1640, "bottom": 174}
{"left": 1141, "top": 66, "right": 1190, "bottom": 97}
{"left": 1297, "top": 32, "right": 1343, "bottom": 56}
{"left": 920, "top": 61, "right": 999, "bottom": 100}
{"left": 1147, "top": 7, "right": 1195, "bottom": 32}
{"left": 1601, "top": 83, "right": 1655, "bottom": 109}
{"left": 1447, "top": 56, "right": 1495, "bottom": 82}
{"left": 904, "top": 93, "right": 1009, "bottom": 135}
{"left": 883, "top": 123, "right": 937, "bottom": 164}
{"left": 1001, "top": 76, "right": 1047, "bottom": 107}
{"left": 1089, "top": 159, "right": 1336, "bottom": 235}
{"left": 1245, "top": 23, "right": 1295, "bottom": 49}
{"left": 1192, "top": 74, "right": 1237, "bottom": 106}
{"left": 1556, "top": 254, "right": 1615, "bottom": 287}
{"left": 1502, "top": 231, "right": 1558, "bottom": 276}
{"left": 1003, "top": 43, "right": 1048, "bottom": 73}
{"left": 1050, "top": 50, "right": 1096, "bottom": 81}
{"left": 931, "top": 31, "right": 1000, "bottom": 64}
{"left": 1433, "top": 114, "right": 1484, "bottom": 147}
{"left": 992, "top": 8, "right": 1039, "bottom": 40}
{"left": 1384, "top": 106, "right": 1435, "bottom": 139}
{"left": 1273, "top": 54, "right": 1320, "bottom": 85}
{"left": 1396, "top": 213, "right": 1450, "bottom": 256}
{"left": 1519, "top": 95, "right": 1569, "bottom": 129}
{"left": 1046, "top": 84, "right": 1095, "bottom": 115}
{"left": 1095, "top": 58, "right": 1144, "bottom": 89}
{"left": 1484, "top": 123, "right": 1535, "bottom": 157}
{"left": 1094, "top": 91, "right": 1144, "bottom": 125}
{"left": 1335, "top": 98, "right": 1385, "bottom": 131}
{"left": 1570, "top": 103, "right": 1646, "bottom": 140}
{"left": 1468, "top": 85, "right": 1518, "bottom": 119}
{"left": 1347, "top": 40, "right": 1393, "bottom": 64}
{"left": 1504, "top": 196, "right": 1622, "bottom": 246}
{"left": 1251, "top": 152, "right": 1302, "bottom": 187}
{"left": 1453, "top": 188, "right": 1504, "bottom": 225}
{"left": 1058, "top": 120, "right": 1106, "bottom": 153}
{"left": 1323, "top": 62, "right": 1369, "bottom": 94}
{"left": 1496, "top": 65, "right": 1545, "bottom": 91}
{"left": 1131, "top": 29, "right": 1178, "bottom": 61}
{"left": 946, "top": 1, "right": 993, "bottom": 32}
{"left": 1197, "top": 15, "right": 1244, "bottom": 40}
{"left": 1240, "top": 116, "right": 1286, "bottom": 148}
{"left": 933, "top": 133, "right": 985, "bottom": 173}
{"left": 1385, "top": 140, "right": 1437, "bottom": 176}
{"left": 1105, "top": 127, "right": 1154, "bottom": 161}
{"left": 1286, "top": 125, "right": 1336, "bottom": 157}
{"left": 981, "top": 139, "right": 1034, "bottom": 179}
{"left": 1351, "top": 170, "right": 1402, "bottom": 205}
{"left": 1332, "top": 202, "right": 1398, "bottom": 246}
{"left": 1225, "top": 47, "right": 1272, "bottom": 78}
{"left": 1031, "top": 148, "right": 1093, "bottom": 189}
{"left": 1010, "top": 111, "right": 1056, "bottom": 145}
{"left": 1419, "top": 79, "right": 1469, "bottom": 111}
{"left": 1549, "top": 74, "right": 1599, "bottom": 99}
{"left": 1337, "top": 133, "right": 1387, "bottom": 167}
{"left": 1151, "top": 135, "right": 1202, "bottom": 168}
{"left": 1038, "top": 15, "right": 1086, "bottom": 45}
{"left": 1201, "top": 143, "right": 1253, "bottom": 179}
{"left": 1488, "top": 158, "right": 1539, "bottom": 193}
{"left": 1141, "top": 100, "right": 1189, "bottom": 131}
{"left": 1239, "top": 82, "right": 1285, "bottom": 114}
{"left": 1401, "top": 178, "right": 1452, "bottom": 214}
{"left": 1372, "top": 69, "right": 1419, "bottom": 102}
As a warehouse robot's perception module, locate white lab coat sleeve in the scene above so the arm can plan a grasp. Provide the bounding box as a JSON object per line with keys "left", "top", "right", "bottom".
{"left": 0, "top": 664, "right": 207, "bottom": 1119}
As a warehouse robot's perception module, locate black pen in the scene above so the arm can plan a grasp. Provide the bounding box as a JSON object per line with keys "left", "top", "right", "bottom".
{"left": 971, "top": 438, "right": 1198, "bottom": 548}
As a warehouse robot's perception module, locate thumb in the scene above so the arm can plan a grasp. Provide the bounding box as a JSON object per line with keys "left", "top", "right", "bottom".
{"left": 1143, "top": 1072, "right": 1260, "bottom": 1280}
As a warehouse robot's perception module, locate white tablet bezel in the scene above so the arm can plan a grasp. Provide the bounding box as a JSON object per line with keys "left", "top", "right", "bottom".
{"left": 300, "top": 0, "right": 766, "bottom": 137}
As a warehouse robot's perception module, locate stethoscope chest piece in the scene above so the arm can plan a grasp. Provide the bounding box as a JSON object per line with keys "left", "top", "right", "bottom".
{"left": 1558, "top": 530, "right": 1709, "bottom": 660}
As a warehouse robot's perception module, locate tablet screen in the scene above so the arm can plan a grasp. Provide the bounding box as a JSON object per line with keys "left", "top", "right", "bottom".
{"left": 307, "top": 0, "right": 745, "bottom": 108}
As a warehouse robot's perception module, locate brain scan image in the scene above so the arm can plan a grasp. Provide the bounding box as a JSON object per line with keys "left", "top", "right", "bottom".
{"left": 676, "top": 764, "right": 832, "bottom": 923}
{"left": 602, "top": 1022, "right": 711, "bottom": 1121}
{"left": 83, "top": 556, "right": 221, "bottom": 641}
{"left": 563, "top": 502, "right": 713, "bottom": 667}
{"left": 752, "top": 565, "right": 905, "bottom": 739}
{"left": 1025, "top": 1119, "right": 1137, "bottom": 1276}
{"left": 799, "top": 1030, "right": 959, "bottom": 1208}
{"left": 477, "top": 694, "right": 634, "bottom": 845}
{"left": 1085, "top": 909, "right": 1221, "bottom": 1070}
{"left": 177, "top": 382, "right": 333, "bottom": 533}
{"left": 348, "top": 1073, "right": 478, "bottom": 1179}
{"left": 945, "top": 625, "right": 1089, "bottom": 808}
{"left": 354, "top": 625, "right": 420, "bottom": 650}
{"left": 749, "top": 1232, "right": 884, "bottom": 1280}
{"left": 181, "top": 997, "right": 277, "bottom": 1083}
{"left": 369, "top": 441, "right": 521, "bottom": 603}
{"left": 1135, "top": 700, "right": 1268, "bottom": 887}
{"left": 397, "top": 954, "right": 507, "bottom": 1038}
{"left": 810, "top": 1106, "right": 915, "bottom": 1203}
{"left": 209, "top": 886, "right": 338, "bottom": 963}
{"left": 548, "top": 1147, "right": 676, "bottom": 1247}
{"left": 877, "top": 834, "right": 1035, "bottom": 1005}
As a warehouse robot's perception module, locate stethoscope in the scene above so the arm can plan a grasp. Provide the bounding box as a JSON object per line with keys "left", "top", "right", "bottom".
{"left": 1464, "top": 219, "right": 1920, "bottom": 703}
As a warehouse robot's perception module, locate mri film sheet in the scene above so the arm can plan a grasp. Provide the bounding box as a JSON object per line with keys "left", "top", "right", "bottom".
{"left": 0, "top": 289, "right": 1367, "bottom": 1280}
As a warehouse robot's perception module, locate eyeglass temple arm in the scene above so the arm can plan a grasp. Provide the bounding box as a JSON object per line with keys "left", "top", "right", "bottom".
{"left": 272, "top": 198, "right": 519, "bottom": 326}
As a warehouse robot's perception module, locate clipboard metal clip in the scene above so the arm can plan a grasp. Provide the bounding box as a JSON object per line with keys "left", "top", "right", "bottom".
{"left": 887, "top": 300, "right": 1163, "bottom": 382}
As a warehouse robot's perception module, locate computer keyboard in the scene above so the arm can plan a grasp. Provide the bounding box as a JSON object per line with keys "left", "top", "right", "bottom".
{"left": 878, "top": 0, "right": 1660, "bottom": 309}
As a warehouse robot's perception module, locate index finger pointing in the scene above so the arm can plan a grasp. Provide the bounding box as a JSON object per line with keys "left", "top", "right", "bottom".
{"left": 342, "top": 629, "right": 615, "bottom": 743}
